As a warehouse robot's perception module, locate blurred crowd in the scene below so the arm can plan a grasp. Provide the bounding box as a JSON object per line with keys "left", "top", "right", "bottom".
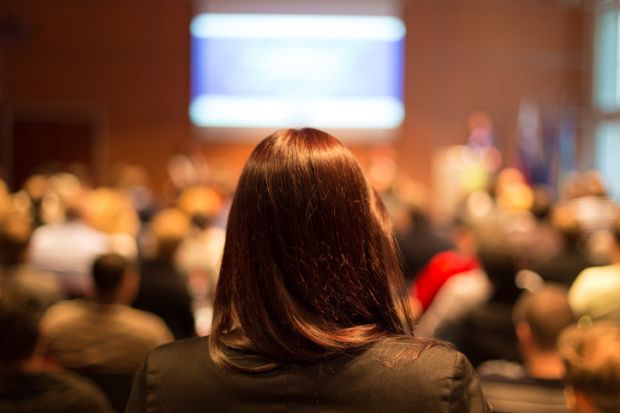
{"left": 0, "top": 158, "right": 232, "bottom": 333}
{"left": 388, "top": 164, "right": 620, "bottom": 413}
{"left": 1, "top": 149, "right": 620, "bottom": 412}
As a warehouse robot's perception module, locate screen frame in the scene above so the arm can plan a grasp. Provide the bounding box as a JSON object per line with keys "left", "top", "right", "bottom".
{"left": 190, "top": 0, "right": 407, "bottom": 143}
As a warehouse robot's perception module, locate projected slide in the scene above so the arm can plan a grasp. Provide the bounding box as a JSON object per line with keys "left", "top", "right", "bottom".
{"left": 190, "top": 14, "right": 405, "bottom": 130}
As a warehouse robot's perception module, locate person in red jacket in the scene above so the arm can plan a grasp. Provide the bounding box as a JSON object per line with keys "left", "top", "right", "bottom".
{"left": 409, "top": 218, "right": 479, "bottom": 317}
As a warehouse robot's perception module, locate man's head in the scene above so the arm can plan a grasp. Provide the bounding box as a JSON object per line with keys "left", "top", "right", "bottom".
{"left": 0, "top": 296, "right": 39, "bottom": 367}
{"left": 513, "top": 285, "right": 576, "bottom": 353}
{"left": 559, "top": 322, "right": 620, "bottom": 413}
{"left": 91, "top": 253, "right": 137, "bottom": 304}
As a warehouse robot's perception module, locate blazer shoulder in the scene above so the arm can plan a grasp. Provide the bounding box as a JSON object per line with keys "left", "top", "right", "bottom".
{"left": 144, "top": 336, "right": 209, "bottom": 374}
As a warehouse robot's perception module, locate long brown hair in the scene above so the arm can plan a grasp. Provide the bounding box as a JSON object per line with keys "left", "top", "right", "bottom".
{"left": 209, "top": 128, "right": 416, "bottom": 372}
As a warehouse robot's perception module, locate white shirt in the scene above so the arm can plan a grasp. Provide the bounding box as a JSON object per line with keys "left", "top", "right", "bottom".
{"left": 569, "top": 264, "right": 620, "bottom": 320}
{"left": 28, "top": 220, "right": 110, "bottom": 295}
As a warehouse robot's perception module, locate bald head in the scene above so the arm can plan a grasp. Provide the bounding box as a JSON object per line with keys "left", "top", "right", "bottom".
{"left": 514, "top": 286, "right": 576, "bottom": 351}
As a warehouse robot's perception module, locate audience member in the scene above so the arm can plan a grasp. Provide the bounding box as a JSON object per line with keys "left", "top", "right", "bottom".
{"left": 0, "top": 296, "right": 113, "bottom": 413}
{"left": 532, "top": 204, "right": 592, "bottom": 287}
{"left": 0, "top": 214, "right": 63, "bottom": 320}
{"left": 569, "top": 215, "right": 620, "bottom": 321}
{"left": 84, "top": 187, "right": 140, "bottom": 260}
{"left": 111, "top": 163, "right": 157, "bottom": 223}
{"left": 395, "top": 205, "right": 453, "bottom": 283}
{"left": 479, "top": 285, "right": 576, "bottom": 413}
{"left": 125, "top": 128, "right": 490, "bottom": 412}
{"left": 563, "top": 170, "right": 619, "bottom": 264}
{"left": 134, "top": 208, "right": 196, "bottom": 339}
{"left": 457, "top": 240, "right": 523, "bottom": 367}
{"left": 415, "top": 258, "right": 491, "bottom": 339}
{"left": 494, "top": 175, "right": 561, "bottom": 270}
{"left": 176, "top": 185, "right": 226, "bottom": 300}
{"left": 559, "top": 321, "right": 620, "bottom": 413}
{"left": 42, "top": 253, "right": 172, "bottom": 373}
{"left": 28, "top": 188, "right": 110, "bottom": 297}
{"left": 409, "top": 217, "right": 479, "bottom": 316}
{"left": 21, "top": 174, "right": 49, "bottom": 227}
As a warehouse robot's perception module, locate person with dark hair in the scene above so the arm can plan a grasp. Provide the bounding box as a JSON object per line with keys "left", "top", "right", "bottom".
{"left": 559, "top": 321, "right": 620, "bottom": 413}
{"left": 126, "top": 128, "right": 490, "bottom": 412}
{"left": 457, "top": 240, "right": 523, "bottom": 367}
{"left": 41, "top": 253, "right": 172, "bottom": 374}
{"left": 479, "top": 286, "right": 576, "bottom": 413}
{"left": 532, "top": 204, "right": 592, "bottom": 287}
{"left": 408, "top": 217, "right": 480, "bottom": 317}
{"left": 395, "top": 205, "right": 453, "bottom": 282}
{"left": 0, "top": 296, "right": 113, "bottom": 413}
{"left": 133, "top": 208, "right": 196, "bottom": 339}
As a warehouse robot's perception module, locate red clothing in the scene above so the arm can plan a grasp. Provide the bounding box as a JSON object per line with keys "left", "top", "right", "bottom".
{"left": 410, "top": 251, "right": 479, "bottom": 312}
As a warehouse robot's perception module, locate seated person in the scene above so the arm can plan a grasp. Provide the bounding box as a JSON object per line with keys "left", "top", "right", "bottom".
{"left": 28, "top": 190, "right": 110, "bottom": 297}
{"left": 409, "top": 218, "right": 479, "bottom": 317}
{"left": 531, "top": 205, "right": 592, "bottom": 287}
{"left": 0, "top": 296, "right": 113, "bottom": 413}
{"left": 41, "top": 253, "right": 172, "bottom": 374}
{"left": 134, "top": 208, "right": 195, "bottom": 339}
{"left": 395, "top": 205, "right": 453, "bottom": 283}
{"left": 126, "top": 128, "right": 490, "bottom": 413}
{"left": 479, "top": 285, "right": 576, "bottom": 413}
{"left": 0, "top": 214, "right": 63, "bottom": 320}
{"left": 568, "top": 215, "right": 620, "bottom": 321}
{"left": 443, "top": 240, "right": 523, "bottom": 366}
{"left": 559, "top": 321, "right": 620, "bottom": 413}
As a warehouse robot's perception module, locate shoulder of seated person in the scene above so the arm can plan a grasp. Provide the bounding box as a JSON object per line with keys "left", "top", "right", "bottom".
{"left": 304, "top": 337, "right": 465, "bottom": 379}
{"left": 44, "top": 299, "right": 87, "bottom": 316}
{"left": 143, "top": 336, "right": 468, "bottom": 377}
{"left": 150, "top": 335, "right": 206, "bottom": 350}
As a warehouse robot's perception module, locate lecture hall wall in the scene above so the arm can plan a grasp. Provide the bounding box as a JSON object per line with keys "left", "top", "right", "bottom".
{"left": 0, "top": 0, "right": 590, "bottom": 203}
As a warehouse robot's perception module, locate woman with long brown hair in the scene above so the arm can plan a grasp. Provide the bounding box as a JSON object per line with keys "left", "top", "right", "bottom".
{"left": 126, "top": 128, "right": 490, "bottom": 412}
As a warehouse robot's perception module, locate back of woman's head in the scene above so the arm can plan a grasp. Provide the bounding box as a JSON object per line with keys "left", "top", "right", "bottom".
{"left": 210, "top": 128, "right": 414, "bottom": 371}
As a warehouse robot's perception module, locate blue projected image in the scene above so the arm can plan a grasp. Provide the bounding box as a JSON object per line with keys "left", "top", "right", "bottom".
{"left": 189, "top": 14, "right": 406, "bottom": 130}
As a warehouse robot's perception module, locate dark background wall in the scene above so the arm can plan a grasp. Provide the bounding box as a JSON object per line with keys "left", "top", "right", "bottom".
{"left": 0, "top": 0, "right": 590, "bottom": 200}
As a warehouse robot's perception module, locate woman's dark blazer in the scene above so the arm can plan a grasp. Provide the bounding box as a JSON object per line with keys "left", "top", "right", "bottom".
{"left": 125, "top": 336, "right": 491, "bottom": 413}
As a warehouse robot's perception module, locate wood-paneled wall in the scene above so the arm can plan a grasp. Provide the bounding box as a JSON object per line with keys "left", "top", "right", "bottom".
{"left": 0, "top": 0, "right": 589, "bottom": 201}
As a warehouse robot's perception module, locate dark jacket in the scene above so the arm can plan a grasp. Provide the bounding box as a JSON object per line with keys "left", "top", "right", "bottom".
{"left": 126, "top": 336, "right": 491, "bottom": 413}
{"left": 0, "top": 369, "right": 113, "bottom": 413}
{"left": 133, "top": 259, "right": 195, "bottom": 339}
{"left": 478, "top": 360, "right": 567, "bottom": 413}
